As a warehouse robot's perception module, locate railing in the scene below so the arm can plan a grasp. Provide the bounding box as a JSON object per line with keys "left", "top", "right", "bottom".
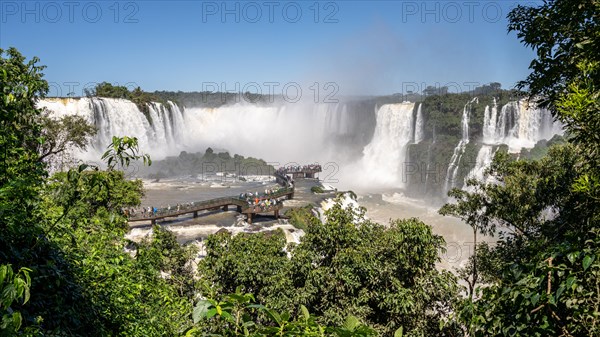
{"left": 127, "top": 165, "right": 312, "bottom": 223}
{"left": 128, "top": 186, "right": 294, "bottom": 222}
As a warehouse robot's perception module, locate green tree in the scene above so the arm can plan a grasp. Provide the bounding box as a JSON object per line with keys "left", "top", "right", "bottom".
{"left": 91, "top": 82, "right": 130, "bottom": 99}
{"left": 190, "top": 289, "right": 379, "bottom": 337}
{"left": 440, "top": 2, "right": 600, "bottom": 333}
{"left": 199, "top": 230, "right": 294, "bottom": 310}
{"left": 37, "top": 114, "right": 97, "bottom": 162}
{"left": 136, "top": 225, "right": 198, "bottom": 298}
{"left": 508, "top": 0, "right": 600, "bottom": 111}
{"left": 1, "top": 48, "right": 196, "bottom": 335}
{"left": 199, "top": 198, "right": 460, "bottom": 336}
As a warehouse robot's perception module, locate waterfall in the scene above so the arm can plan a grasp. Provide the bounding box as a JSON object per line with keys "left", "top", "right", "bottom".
{"left": 424, "top": 125, "right": 436, "bottom": 190}
{"left": 360, "top": 102, "right": 415, "bottom": 188}
{"left": 465, "top": 98, "right": 563, "bottom": 185}
{"left": 414, "top": 103, "right": 424, "bottom": 143}
{"left": 168, "top": 101, "right": 185, "bottom": 144}
{"left": 37, "top": 97, "right": 186, "bottom": 160}
{"left": 483, "top": 98, "right": 499, "bottom": 143}
{"left": 444, "top": 98, "right": 477, "bottom": 192}
{"left": 466, "top": 98, "right": 498, "bottom": 184}
{"left": 38, "top": 98, "right": 365, "bottom": 167}
{"left": 37, "top": 95, "right": 564, "bottom": 193}
{"left": 504, "top": 100, "right": 562, "bottom": 152}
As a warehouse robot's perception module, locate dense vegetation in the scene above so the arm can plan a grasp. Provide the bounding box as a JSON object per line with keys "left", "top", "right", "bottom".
{"left": 143, "top": 147, "right": 275, "bottom": 180}
{"left": 439, "top": 0, "right": 600, "bottom": 335}
{"left": 1, "top": 0, "right": 599, "bottom": 335}
{"left": 197, "top": 203, "right": 459, "bottom": 336}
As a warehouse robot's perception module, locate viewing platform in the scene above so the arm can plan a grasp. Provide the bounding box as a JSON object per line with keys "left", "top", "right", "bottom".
{"left": 276, "top": 165, "right": 322, "bottom": 179}
{"left": 128, "top": 164, "right": 320, "bottom": 226}
{"left": 128, "top": 187, "right": 294, "bottom": 225}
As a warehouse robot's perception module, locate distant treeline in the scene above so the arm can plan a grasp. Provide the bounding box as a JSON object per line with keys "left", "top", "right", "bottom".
{"left": 85, "top": 82, "right": 166, "bottom": 114}
{"left": 143, "top": 147, "right": 275, "bottom": 180}
{"left": 87, "top": 81, "right": 520, "bottom": 109}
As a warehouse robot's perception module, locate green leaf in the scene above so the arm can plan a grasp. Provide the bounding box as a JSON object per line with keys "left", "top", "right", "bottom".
{"left": 263, "top": 308, "right": 282, "bottom": 325}
{"left": 220, "top": 311, "right": 233, "bottom": 322}
{"left": 556, "top": 285, "right": 565, "bottom": 301}
{"left": 206, "top": 308, "right": 218, "bottom": 319}
{"left": 300, "top": 305, "right": 310, "bottom": 320}
{"left": 583, "top": 255, "right": 594, "bottom": 270}
{"left": 12, "top": 311, "right": 22, "bottom": 331}
{"left": 343, "top": 315, "right": 360, "bottom": 331}
{"left": 394, "top": 326, "right": 404, "bottom": 337}
{"left": 567, "top": 252, "right": 578, "bottom": 264}
{"left": 531, "top": 293, "right": 540, "bottom": 306}
{"left": 0, "top": 265, "right": 7, "bottom": 285}
{"left": 192, "top": 300, "right": 212, "bottom": 323}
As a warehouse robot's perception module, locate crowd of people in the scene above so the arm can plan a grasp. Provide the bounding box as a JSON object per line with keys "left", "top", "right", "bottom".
{"left": 275, "top": 164, "right": 322, "bottom": 174}
{"left": 244, "top": 196, "right": 282, "bottom": 213}
{"left": 127, "top": 186, "right": 290, "bottom": 219}
{"left": 126, "top": 166, "right": 309, "bottom": 220}
{"left": 239, "top": 188, "right": 285, "bottom": 212}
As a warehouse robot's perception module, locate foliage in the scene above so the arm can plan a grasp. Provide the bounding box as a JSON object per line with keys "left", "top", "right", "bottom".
{"left": 37, "top": 113, "right": 97, "bottom": 163}
{"left": 190, "top": 289, "right": 379, "bottom": 337}
{"left": 88, "top": 82, "right": 131, "bottom": 99}
{"left": 198, "top": 230, "right": 293, "bottom": 310}
{"left": 508, "top": 0, "right": 600, "bottom": 110}
{"left": 199, "top": 198, "right": 460, "bottom": 336}
{"left": 284, "top": 205, "right": 316, "bottom": 232}
{"left": 40, "top": 151, "right": 193, "bottom": 336}
{"left": 1, "top": 47, "right": 199, "bottom": 335}
{"left": 441, "top": 2, "right": 600, "bottom": 333}
{"left": 102, "top": 135, "right": 151, "bottom": 170}
{"left": 0, "top": 264, "right": 33, "bottom": 336}
{"left": 463, "top": 231, "right": 600, "bottom": 336}
{"left": 0, "top": 47, "right": 47, "bottom": 219}
{"left": 136, "top": 225, "right": 199, "bottom": 298}
{"left": 520, "top": 134, "right": 566, "bottom": 160}
{"left": 142, "top": 148, "right": 274, "bottom": 178}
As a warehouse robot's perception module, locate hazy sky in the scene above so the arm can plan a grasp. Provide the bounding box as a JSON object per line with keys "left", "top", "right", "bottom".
{"left": 1, "top": 0, "right": 541, "bottom": 96}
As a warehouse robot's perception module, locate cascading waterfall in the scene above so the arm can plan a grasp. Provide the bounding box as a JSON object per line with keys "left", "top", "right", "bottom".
{"left": 414, "top": 103, "right": 424, "bottom": 143}
{"left": 360, "top": 102, "right": 415, "bottom": 188}
{"left": 181, "top": 102, "right": 348, "bottom": 164}
{"left": 466, "top": 98, "right": 563, "bottom": 185}
{"left": 168, "top": 101, "right": 186, "bottom": 144}
{"left": 467, "top": 98, "right": 498, "bottom": 184}
{"left": 444, "top": 98, "right": 477, "bottom": 192}
{"left": 504, "top": 100, "right": 562, "bottom": 152}
{"left": 37, "top": 98, "right": 364, "bottom": 167}
{"left": 38, "top": 96, "right": 562, "bottom": 194}
{"left": 37, "top": 97, "right": 184, "bottom": 161}
{"left": 424, "top": 125, "right": 436, "bottom": 190}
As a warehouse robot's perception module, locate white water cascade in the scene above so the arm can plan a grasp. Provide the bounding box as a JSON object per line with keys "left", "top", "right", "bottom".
{"left": 444, "top": 98, "right": 477, "bottom": 192}
{"left": 37, "top": 97, "right": 355, "bottom": 166}
{"left": 37, "top": 97, "right": 183, "bottom": 161}
{"left": 359, "top": 102, "right": 415, "bottom": 188}
{"left": 466, "top": 98, "right": 499, "bottom": 184}
{"left": 414, "top": 103, "right": 424, "bottom": 143}
{"left": 466, "top": 98, "right": 563, "bottom": 184}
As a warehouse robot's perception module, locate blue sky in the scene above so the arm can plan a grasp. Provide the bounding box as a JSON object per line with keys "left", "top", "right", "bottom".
{"left": 1, "top": 0, "right": 541, "bottom": 96}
